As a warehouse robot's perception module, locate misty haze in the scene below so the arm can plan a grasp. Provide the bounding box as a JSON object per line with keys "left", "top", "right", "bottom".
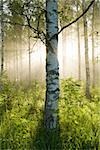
{"left": 0, "top": 0, "right": 100, "bottom": 149}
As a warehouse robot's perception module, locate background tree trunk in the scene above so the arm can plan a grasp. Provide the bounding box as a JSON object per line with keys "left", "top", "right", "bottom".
{"left": 19, "top": 28, "right": 23, "bottom": 83}
{"left": 44, "top": 0, "right": 59, "bottom": 129}
{"left": 28, "top": 28, "right": 31, "bottom": 85}
{"left": 62, "top": 30, "right": 67, "bottom": 78}
{"left": 92, "top": 2, "right": 95, "bottom": 88}
{"left": 0, "top": 0, "right": 4, "bottom": 74}
{"left": 82, "top": 0, "right": 91, "bottom": 99}
{"left": 77, "top": 2, "right": 81, "bottom": 81}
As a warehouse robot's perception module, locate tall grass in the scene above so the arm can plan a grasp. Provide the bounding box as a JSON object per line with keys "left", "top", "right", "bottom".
{"left": 0, "top": 76, "right": 100, "bottom": 149}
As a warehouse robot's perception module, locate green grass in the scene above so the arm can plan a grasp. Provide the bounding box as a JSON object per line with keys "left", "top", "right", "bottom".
{"left": 0, "top": 76, "right": 100, "bottom": 150}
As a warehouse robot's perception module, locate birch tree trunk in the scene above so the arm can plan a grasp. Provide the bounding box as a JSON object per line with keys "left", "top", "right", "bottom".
{"left": 44, "top": 0, "right": 59, "bottom": 129}
{"left": 82, "top": 0, "right": 91, "bottom": 99}
{"left": 77, "top": 2, "right": 81, "bottom": 81}
{"left": 0, "top": 0, "right": 4, "bottom": 74}
{"left": 92, "top": 2, "right": 95, "bottom": 88}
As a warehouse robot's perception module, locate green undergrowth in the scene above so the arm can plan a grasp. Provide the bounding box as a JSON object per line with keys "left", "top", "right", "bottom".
{"left": 0, "top": 76, "right": 100, "bottom": 150}
{"left": 0, "top": 75, "right": 45, "bottom": 149}
{"left": 59, "top": 78, "right": 100, "bottom": 150}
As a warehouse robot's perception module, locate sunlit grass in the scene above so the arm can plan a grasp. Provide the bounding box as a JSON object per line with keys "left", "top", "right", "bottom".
{"left": 0, "top": 76, "right": 100, "bottom": 149}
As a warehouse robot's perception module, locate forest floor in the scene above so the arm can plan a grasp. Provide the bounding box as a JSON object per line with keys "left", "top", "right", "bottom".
{"left": 0, "top": 76, "right": 100, "bottom": 150}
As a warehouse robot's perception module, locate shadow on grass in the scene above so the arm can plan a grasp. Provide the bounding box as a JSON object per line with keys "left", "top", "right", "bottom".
{"left": 0, "top": 81, "right": 63, "bottom": 150}
{"left": 30, "top": 117, "right": 63, "bottom": 150}
{"left": 0, "top": 103, "right": 6, "bottom": 122}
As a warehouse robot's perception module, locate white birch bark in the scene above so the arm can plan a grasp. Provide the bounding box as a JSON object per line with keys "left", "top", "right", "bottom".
{"left": 44, "top": 0, "right": 59, "bottom": 129}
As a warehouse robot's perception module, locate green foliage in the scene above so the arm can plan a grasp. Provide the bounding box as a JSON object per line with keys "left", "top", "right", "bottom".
{"left": 59, "top": 78, "right": 100, "bottom": 150}
{"left": 0, "top": 76, "right": 100, "bottom": 149}
{"left": 58, "top": 0, "right": 75, "bottom": 27}
{"left": 0, "top": 75, "right": 45, "bottom": 149}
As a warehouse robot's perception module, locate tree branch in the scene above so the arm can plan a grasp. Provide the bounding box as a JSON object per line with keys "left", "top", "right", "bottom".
{"left": 58, "top": 0, "right": 95, "bottom": 35}
{"left": 2, "top": 20, "right": 38, "bottom": 32}
{"left": 1, "top": 0, "right": 95, "bottom": 45}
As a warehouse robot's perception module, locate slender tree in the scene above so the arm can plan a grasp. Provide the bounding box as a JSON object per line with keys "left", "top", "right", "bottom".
{"left": 76, "top": 1, "right": 81, "bottom": 80}
{"left": 28, "top": 28, "right": 31, "bottom": 85}
{"left": 82, "top": 0, "right": 91, "bottom": 99}
{"left": 19, "top": 27, "right": 23, "bottom": 83}
{"left": 44, "top": 0, "right": 59, "bottom": 129}
{"left": 62, "top": 30, "right": 67, "bottom": 78}
{"left": 92, "top": 2, "right": 95, "bottom": 88}
{"left": 0, "top": 0, "right": 4, "bottom": 74}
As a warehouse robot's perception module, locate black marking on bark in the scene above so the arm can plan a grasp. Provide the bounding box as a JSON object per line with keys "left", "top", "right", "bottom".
{"left": 53, "top": 8, "right": 57, "bottom": 13}
{"left": 51, "top": 33, "right": 58, "bottom": 41}
{"left": 46, "top": 88, "right": 59, "bottom": 93}
{"left": 46, "top": 70, "right": 59, "bottom": 75}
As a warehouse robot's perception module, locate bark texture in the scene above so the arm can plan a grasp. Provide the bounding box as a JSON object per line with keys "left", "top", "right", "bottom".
{"left": 82, "top": 0, "right": 91, "bottom": 99}
{"left": 45, "top": 0, "right": 59, "bottom": 129}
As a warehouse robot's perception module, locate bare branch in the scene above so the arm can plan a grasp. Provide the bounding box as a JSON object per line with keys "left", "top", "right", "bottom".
{"left": 58, "top": 0, "right": 95, "bottom": 35}
{"left": 2, "top": 20, "right": 37, "bottom": 32}
{"left": 1, "top": 0, "right": 95, "bottom": 45}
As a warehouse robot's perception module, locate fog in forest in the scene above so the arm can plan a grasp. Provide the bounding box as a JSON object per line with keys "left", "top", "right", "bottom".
{"left": 2, "top": 24, "right": 100, "bottom": 87}
{"left": 0, "top": 1, "right": 100, "bottom": 149}
{"left": 0, "top": 0, "right": 100, "bottom": 87}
